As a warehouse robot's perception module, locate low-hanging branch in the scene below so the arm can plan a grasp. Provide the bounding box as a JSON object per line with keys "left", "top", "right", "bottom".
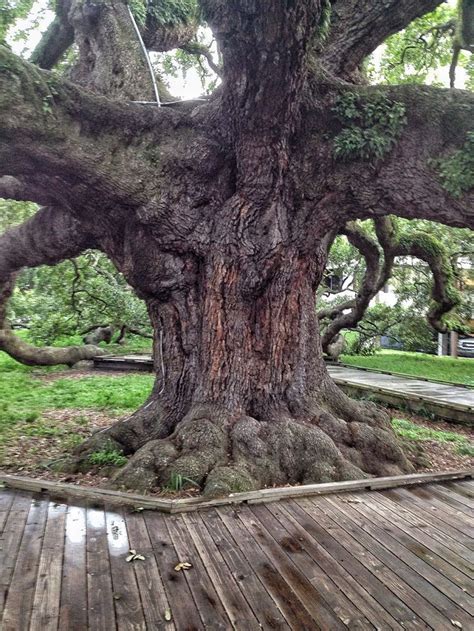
{"left": 0, "top": 207, "right": 107, "bottom": 366}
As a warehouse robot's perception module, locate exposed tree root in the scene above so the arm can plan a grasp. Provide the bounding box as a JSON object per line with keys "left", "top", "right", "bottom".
{"left": 73, "top": 395, "right": 412, "bottom": 498}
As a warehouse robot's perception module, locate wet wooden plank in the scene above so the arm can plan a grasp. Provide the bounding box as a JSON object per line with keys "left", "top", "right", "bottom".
{"left": 320, "top": 496, "right": 473, "bottom": 627}
{"left": 144, "top": 511, "right": 204, "bottom": 631}
{"left": 165, "top": 513, "right": 231, "bottom": 629}
{"left": 105, "top": 507, "right": 146, "bottom": 631}
{"left": 264, "top": 501, "right": 405, "bottom": 630}
{"left": 371, "top": 491, "right": 473, "bottom": 581}
{"left": 0, "top": 488, "right": 15, "bottom": 532}
{"left": 218, "top": 505, "right": 319, "bottom": 629}
{"left": 86, "top": 506, "right": 116, "bottom": 631}
{"left": 404, "top": 486, "right": 473, "bottom": 536}
{"left": 290, "top": 498, "right": 430, "bottom": 629}
{"left": 182, "top": 512, "right": 264, "bottom": 630}
{"left": 59, "top": 503, "right": 88, "bottom": 630}
{"left": 196, "top": 510, "right": 289, "bottom": 630}
{"left": 443, "top": 480, "right": 474, "bottom": 499}
{"left": 1, "top": 496, "right": 48, "bottom": 631}
{"left": 252, "top": 503, "right": 374, "bottom": 630}
{"left": 342, "top": 493, "right": 474, "bottom": 615}
{"left": 30, "top": 499, "right": 68, "bottom": 631}
{"left": 0, "top": 491, "right": 33, "bottom": 612}
{"left": 426, "top": 483, "right": 474, "bottom": 513}
{"left": 385, "top": 487, "right": 474, "bottom": 548}
{"left": 125, "top": 510, "right": 175, "bottom": 630}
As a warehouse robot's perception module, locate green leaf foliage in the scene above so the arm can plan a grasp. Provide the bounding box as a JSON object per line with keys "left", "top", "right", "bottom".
{"left": 332, "top": 92, "right": 406, "bottom": 161}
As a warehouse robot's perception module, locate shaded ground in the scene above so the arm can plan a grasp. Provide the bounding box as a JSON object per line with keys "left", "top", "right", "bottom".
{"left": 1, "top": 375, "right": 472, "bottom": 493}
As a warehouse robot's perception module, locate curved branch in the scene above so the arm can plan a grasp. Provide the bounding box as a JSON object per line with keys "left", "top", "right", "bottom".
{"left": 320, "top": 217, "right": 462, "bottom": 353}
{"left": 320, "top": 221, "right": 391, "bottom": 351}
{"left": 0, "top": 207, "right": 107, "bottom": 366}
{"left": 0, "top": 206, "right": 96, "bottom": 283}
{"left": 0, "top": 325, "right": 106, "bottom": 367}
{"left": 392, "top": 232, "right": 461, "bottom": 332}
{"left": 322, "top": 0, "right": 446, "bottom": 79}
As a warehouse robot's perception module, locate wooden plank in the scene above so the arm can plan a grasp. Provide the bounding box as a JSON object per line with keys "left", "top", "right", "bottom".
{"left": 405, "top": 486, "right": 473, "bottom": 536}
{"left": 385, "top": 487, "right": 474, "bottom": 548}
{"left": 144, "top": 511, "right": 204, "bottom": 631}
{"left": 0, "top": 489, "right": 15, "bottom": 532}
{"left": 30, "top": 499, "right": 68, "bottom": 631}
{"left": 252, "top": 503, "right": 375, "bottom": 629}
{"left": 0, "top": 491, "right": 33, "bottom": 612}
{"left": 86, "top": 506, "right": 117, "bottom": 631}
{"left": 425, "top": 483, "right": 474, "bottom": 512}
{"left": 59, "top": 503, "right": 88, "bottom": 631}
{"left": 2, "top": 470, "right": 472, "bottom": 515}
{"left": 165, "top": 513, "right": 231, "bottom": 629}
{"left": 0, "top": 475, "right": 173, "bottom": 512}
{"left": 371, "top": 491, "right": 473, "bottom": 580}
{"left": 290, "top": 498, "right": 432, "bottom": 629}
{"left": 182, "top": 512, "right": 261, "bottom": 630}
{"left": 195, "top": 510, "right": 290, "bottom": 630}
{"left": 345, "top": 492, "right": 473, "bottom": 590}
{"left": 236, "top": 504, "right": 349, "bottom": 630}
{"left": 105, "top": 507, "right": 147, "bottom": 631}
{"left": 342, "top": 492, "right": 474, "bottom": 614}
{"left": 265, "top": 501, "right": 406, "bottom": 630}
{"left": 217, "top": 505, "right": 320, "bottom": 630}
{"left": 443, "top": 480, "right": 474, "bottom": 499}
{"left": 1, "top": 496, "right": 49, "bottom": 631}
{"left": 321, "top": 495, "right": 473, "bottom": 627}
{"left": 125, "top": 510, "right": 175, "bottom": 630}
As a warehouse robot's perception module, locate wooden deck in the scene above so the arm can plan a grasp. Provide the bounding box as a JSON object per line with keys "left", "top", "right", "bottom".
{"left": 1, "top": 480, "right": 473, "bottom": 630}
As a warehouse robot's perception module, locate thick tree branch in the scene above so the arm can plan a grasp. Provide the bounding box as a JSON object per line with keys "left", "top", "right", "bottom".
{"left": 0, "top": 45, "right": 180, "bottom": 214}
{"left": 322, "top": 0, "right": 446, "bottom": 79}
{"left": 320, "top": 217, "right": 462, "bottom": 352}
{"left": 0, "top": 208, "right": 107, "bottom": 366}
{"left": 331, "top": 84, "right": 474, "bottom": 229}
{"left": 0, "top": 206, "right": 96, "bottom": 282}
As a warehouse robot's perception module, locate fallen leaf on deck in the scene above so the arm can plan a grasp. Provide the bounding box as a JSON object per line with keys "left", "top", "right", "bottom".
{"left": 126, "top": 549, "right": 146, "bottom": 562}
{"left": 174, "top": 561, "right": 193, "bottom": 571}
{"left": 451, "top": 621, "right": 462, "bottom": 628}
{"left": 164, "top": 609, "right": 172, "bottom": 621}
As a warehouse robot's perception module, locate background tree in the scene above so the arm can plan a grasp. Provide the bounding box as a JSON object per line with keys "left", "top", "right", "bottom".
{"left": 0, "top": 0, "right": 473, "bottom": 496}
{"left": 319, "top": 217, "right": 473, "bottom": 357}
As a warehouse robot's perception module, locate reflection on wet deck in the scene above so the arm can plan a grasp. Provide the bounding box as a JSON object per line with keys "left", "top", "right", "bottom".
{"left": 1, "top": 479, "right": 473, "bottom": 629}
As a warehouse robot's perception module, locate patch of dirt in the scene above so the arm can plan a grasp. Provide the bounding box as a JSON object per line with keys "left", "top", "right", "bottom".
{"left": 415, "top": 440, "right": 474, "bottom": 473}
{"left": 386, "top": 407, "right": 474, "bottom": 473}
{"left": 0, "top": 408, "right": 123, "bottom": 486}
{"left": 1, "top": 403, "right": 472, "bottom": 495}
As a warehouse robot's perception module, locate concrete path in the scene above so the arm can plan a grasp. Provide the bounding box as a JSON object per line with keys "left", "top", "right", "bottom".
{"left": 328, "top": 365, "right": 474, "bottom": 424}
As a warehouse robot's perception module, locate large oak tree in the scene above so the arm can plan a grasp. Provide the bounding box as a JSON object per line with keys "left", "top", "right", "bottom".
{"left": 0, "top": 0, "right": 473, "bottom": 495}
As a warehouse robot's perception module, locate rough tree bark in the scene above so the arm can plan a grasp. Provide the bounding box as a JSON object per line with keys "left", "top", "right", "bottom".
{"left": 0, "top": 0, "right": 473, "bottom": 495}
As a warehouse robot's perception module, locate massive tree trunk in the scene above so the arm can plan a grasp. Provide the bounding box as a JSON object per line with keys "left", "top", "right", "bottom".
{"left": 1, "top": 0, "right": 472, "bottom": 495}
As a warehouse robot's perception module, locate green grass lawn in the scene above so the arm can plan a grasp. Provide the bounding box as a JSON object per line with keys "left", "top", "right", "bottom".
{"left": 341, "top": 350, "right": 474, "bottom": 386}
{"left": 392, "top": 418, "right": 474, "bottom": 456}
{"left": 0, "top": 351, "right": 154, "bottom": 436}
